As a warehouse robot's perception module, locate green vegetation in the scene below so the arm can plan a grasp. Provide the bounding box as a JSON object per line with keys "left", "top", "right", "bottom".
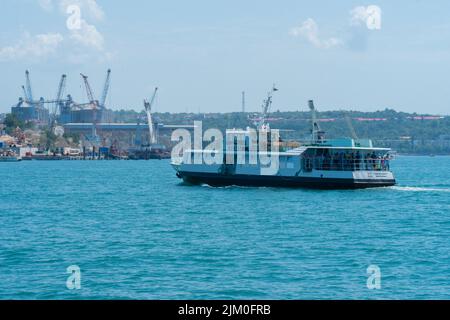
{"left": 112, "top": 108, "right": 450, "bottom": 154}
{"left": 3, "top": 113, "right": 36, "bottom": 134}
{"left": 4, "top": 113, "right": 27, "bottom": 134}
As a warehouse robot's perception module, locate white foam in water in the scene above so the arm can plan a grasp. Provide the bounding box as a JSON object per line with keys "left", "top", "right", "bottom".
{"left": 391, "top": 186, "right": 450, "bottom": 192}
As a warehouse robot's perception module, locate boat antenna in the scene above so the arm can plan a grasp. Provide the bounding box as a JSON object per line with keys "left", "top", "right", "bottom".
{"left": 308, "top": 100, "right": 324, "bottom": 143}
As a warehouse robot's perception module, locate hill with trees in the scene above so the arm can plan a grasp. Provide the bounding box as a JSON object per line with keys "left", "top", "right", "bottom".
{"left": 118, "top": 108, "right": 449, "bottom": 155}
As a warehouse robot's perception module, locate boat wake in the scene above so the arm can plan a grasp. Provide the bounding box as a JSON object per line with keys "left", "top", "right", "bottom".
{"left": 200, "top": 184, "right": 266, "bottom": 189}
{"left": 390, "top": 186, "right": 450, "bottom": 193}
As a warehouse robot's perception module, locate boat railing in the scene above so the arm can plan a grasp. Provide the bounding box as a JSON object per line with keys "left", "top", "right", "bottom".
{"left": 303, "top": 157, "right": 391, "bottom": 172}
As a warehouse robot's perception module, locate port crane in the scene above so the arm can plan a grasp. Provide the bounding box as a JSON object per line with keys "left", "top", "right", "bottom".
{"left": 18, "top": 71, "right": 69, "bottom": 122}
{"left": 21, "top": 70, "right": 43, "bottom": 108}
{"left": 99, "top": 69, "right": 111, "bottom": 109}
{"left": 80, "top": 73, "right": 98, "bottom": 106}
{"left": 25, "top": 70, "right": 34, "bottom": 106}
{"left": 80, "top": 69, "right": 111, "bottom": 108}
{"left": 144, "top": 87, "right": 158, "bottom": 145}
{"left": 255, "top": 85, "right": 278, "bottom": 129}
{"left": 128, "top": 87, "right": 173, "bottom": 159}
{"left": 74, "top": 70, "right": 112, "bottom": 149}
{"left": 48, "top": 74, "right": 67, "bottom": 129}
{"left": 80, "top": 73, "right": 101, "bottom": 145}
{"left": 21, "top": 86, "right": 29, "bottom": 105}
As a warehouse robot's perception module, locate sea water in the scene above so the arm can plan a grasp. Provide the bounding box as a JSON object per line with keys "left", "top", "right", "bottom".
{"left": 0, "top": 156, "right": 449, "bottom": 299}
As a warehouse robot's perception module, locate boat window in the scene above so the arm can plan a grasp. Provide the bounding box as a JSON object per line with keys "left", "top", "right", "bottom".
{"left": 301, "top": 149, "right": 391, "bottom": 172}
{"left": 286, "top": 156, "right": 295, "bottom": 169}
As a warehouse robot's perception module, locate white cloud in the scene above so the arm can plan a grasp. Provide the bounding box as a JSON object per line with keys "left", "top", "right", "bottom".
{"left": 350, "top": 6, "right": 369, "bottom": 26}
{"left": 0, "top": 32, "right": 64, "bottom": 61}
{"left": 35, "top": 0, "right": 111, "bottom": 61}
{"left": 291, "top": 5, "right": 382, "bottom": 51}
{"left": 57, "top": 0, "right": 106, "bottom": 51}
{"left": 350, "top": 5, "right": 382, "bottom": 30}
{"left": 346, "top": 5, "right": 382, "bottom": 51}
{"left": 84, "top": 0, "right": 104, "bottom": 21}
{"left": 0, "top": 1, "right": 110, "bottom": 63}
{"left": 69, "top": 19, "right": 104, "bottom": 50}
{"left": 290, "top": 18, "right": 343, "bottom": 49}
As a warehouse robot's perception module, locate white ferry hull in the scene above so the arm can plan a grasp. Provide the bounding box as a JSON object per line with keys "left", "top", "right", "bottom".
{"left": 174, "top": 167, "right": 396, "bottom": 189}
{"left": 171, "top": 130, "right": 397, "bottom": 189}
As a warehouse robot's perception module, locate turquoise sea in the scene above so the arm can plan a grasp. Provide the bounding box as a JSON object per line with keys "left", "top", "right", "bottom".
{"left": 1, "top": 156, "right": 450, "bottom": 299}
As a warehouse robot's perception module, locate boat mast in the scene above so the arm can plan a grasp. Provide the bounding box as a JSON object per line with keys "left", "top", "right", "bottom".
{"left": 344, "top": 112, "right": 358, "bottom": 140}
{"left": 258, "top": 85, "right": 278, "bottom": 129}
{"left": 308, "top": 100, "right": 324, "bottom": 143}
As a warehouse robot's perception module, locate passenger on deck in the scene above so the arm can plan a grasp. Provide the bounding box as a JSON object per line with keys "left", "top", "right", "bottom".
{"left": 345, "top": 152, "right": 352, "bottom": 170}
{"left": 355, "top": 151, "right": 361, "bottom": 170}
{"left": 370, "top": 152, "right": 377, "bottom": 170}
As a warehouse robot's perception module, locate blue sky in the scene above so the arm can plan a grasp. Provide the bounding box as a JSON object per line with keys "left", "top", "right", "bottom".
{"left": 1, "top": 0, "right": 450, "bottom": 114}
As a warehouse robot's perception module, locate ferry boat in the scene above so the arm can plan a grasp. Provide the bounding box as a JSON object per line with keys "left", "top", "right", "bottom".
{"left": 0, "top": 150, "right": 22, "bottom": 162}
{"left": 172, "top": 94, "right": 396, "bottom": 189}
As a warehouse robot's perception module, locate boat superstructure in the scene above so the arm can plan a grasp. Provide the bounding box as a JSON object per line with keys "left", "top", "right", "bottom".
{"left": 171, "top": 93, "right": 396, "bottom": 189}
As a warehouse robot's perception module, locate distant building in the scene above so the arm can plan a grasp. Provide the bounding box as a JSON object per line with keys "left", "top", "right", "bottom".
{"left": 59, "top": 104, "right": 114, "bottom": 124}
{"left": 11, "top": 105, "right": 49, "bottom": 124}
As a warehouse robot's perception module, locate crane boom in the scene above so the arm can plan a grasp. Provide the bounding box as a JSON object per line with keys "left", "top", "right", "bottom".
{"left": 21, "top": 85, "right": 29, "bottom": 102}
{"left": 54, "top": 74, "right": 67, "bottom": 115}
{"left": 258, "top": 85, "right": 278, "bottom": 129}
{"left": 25, "top": 70, "right": 34, "bottom": 104}
{"left": 80, "top": 73, "right": 100, "bottom": 145}
{"left": 49, "top": 74, "right": 67, "bottom": 127}
{"left": 144, "top": 87, "right": 158, "bottom": 145}
{"left": 55, "top": 74, "right": 67, "bottom": 102}
{"left": 80, "top": 73, "right": 96, "bottom": 105}
{"left": 100, "top": 69, "right": 111, "bottom": 109}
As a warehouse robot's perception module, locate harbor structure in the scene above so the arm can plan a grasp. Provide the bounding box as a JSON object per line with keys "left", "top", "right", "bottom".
{"left": 11, "top": 69, "right": 114, "bottom": 126}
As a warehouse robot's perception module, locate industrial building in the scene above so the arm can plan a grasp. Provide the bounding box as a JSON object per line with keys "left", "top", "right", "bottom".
{"left": 10, "top": 71, "right": 50, "bottom": 125}
{"left": 58, "top": 69, "right": 114, "bottom": 124}
{"left": 11, "top": 102, "right": 49, "bottom": 124}
{"left": 59, "top": 102, "right": 114, "bottom": 124}
{"left": 63, "top": 122, "right": 193, "bottom": 147}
